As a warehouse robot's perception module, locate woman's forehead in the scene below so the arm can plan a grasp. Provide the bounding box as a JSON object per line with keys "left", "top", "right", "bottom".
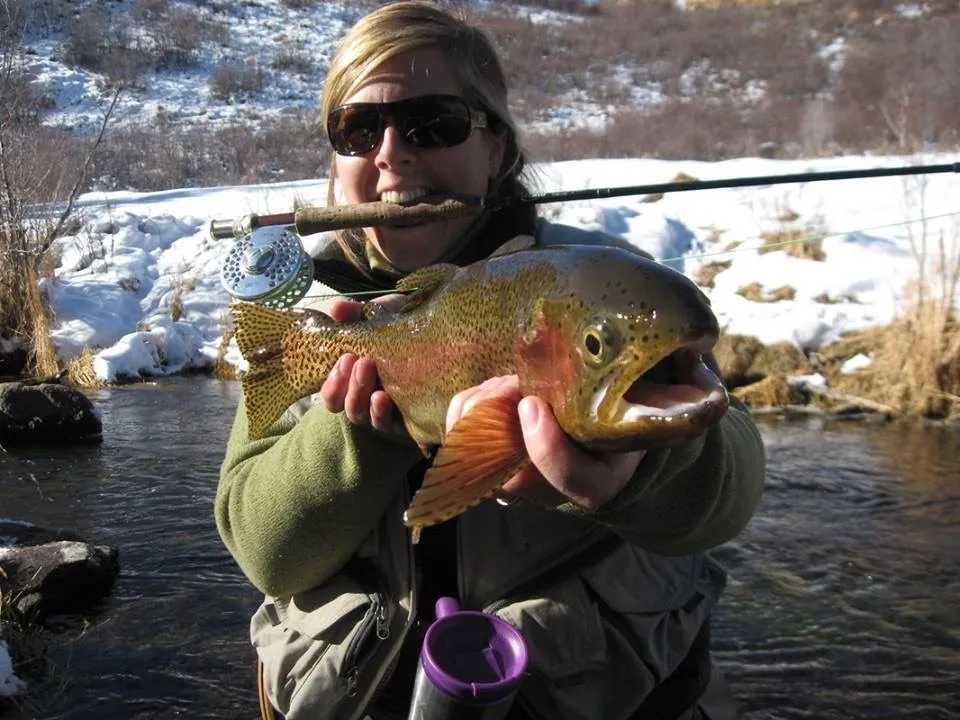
{"left": 346, "top": 48, "right": 460, "bottom": 103}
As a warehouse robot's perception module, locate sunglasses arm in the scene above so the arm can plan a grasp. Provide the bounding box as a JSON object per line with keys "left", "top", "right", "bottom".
{"left": 209, "top": 195, "right": 488, "bottom": 240}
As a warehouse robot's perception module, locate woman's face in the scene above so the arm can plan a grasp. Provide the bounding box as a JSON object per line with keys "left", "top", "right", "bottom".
{"left": 332, "top": 47, "right": 506, "bottom": 272}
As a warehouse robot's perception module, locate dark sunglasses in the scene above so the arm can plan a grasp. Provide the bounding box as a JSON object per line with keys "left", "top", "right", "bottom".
{"left": 326, "top": 94, "right": 489, "bottom": 156}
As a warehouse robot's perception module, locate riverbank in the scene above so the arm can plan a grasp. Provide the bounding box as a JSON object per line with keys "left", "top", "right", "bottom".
{"left": 0, "top": 156, "right": 957, "bottom": 422}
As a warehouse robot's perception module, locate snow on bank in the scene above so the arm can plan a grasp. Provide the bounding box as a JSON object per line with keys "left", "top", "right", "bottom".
{"left": 38, "top": 154, "right": 960, "bottom": 383}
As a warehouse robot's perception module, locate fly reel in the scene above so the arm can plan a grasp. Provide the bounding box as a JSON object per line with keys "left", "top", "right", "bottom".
{"left": 219, "top": 225, "right": 313, "bottom": 308}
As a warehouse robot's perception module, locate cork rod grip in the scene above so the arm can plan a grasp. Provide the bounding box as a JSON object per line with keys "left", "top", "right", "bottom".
{"left": 294, "top": 196, "right": 485, "bottom": 235}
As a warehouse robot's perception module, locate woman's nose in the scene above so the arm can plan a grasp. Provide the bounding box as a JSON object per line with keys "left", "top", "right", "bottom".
{"left": 374, "top": 124, "right": 416, "bottom": 167}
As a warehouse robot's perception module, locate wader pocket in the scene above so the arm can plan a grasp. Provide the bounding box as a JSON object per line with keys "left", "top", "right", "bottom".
{"left": 490, "top": 547, "right": 726, "bottom": 720}
{"left": 578, "top": 545, "right": 725, "bottom": 683}
{"left": 252, "top": 573, "right": 391, "bottom": 720}
{"left": 492, "top": 575, "right": 610, "bottom": 720}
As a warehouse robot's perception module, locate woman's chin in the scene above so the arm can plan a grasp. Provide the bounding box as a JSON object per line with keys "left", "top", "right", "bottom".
{"left": 374, "top": 234, "right": 456, "bottom": 271}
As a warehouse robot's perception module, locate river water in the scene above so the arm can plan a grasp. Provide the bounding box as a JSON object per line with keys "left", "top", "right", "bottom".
{"left": 0, "top": 378, "right": 957, "bottom": 720}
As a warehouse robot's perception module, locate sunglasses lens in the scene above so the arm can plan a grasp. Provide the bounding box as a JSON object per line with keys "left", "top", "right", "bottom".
{"left": 328, "top": 96, "right": 477, "bottom": 156}
{"left": 328, "top": 106, "right": 383, "bottom": 155}
{"left": 397, "top": 97, "right": 473, "bottom": 149}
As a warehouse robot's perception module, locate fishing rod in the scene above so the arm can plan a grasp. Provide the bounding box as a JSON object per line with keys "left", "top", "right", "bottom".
{"left": 214, "top": 161, "right": 959, "bottom": 307}
{"left": 209, "top": 161, "right": 960, "bottom": 240}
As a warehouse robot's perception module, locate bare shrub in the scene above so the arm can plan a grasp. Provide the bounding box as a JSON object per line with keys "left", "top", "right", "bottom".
{"left": 833, "top": 15, "right": 960, "bottom": 152}
{"left": 95, "top": 111, "right": 329, "bottom": 191}
{"left": 0, "top": 0, "right": 29, "bottom": 45}
{"left": 130, "top": 0, "right": 170, "bottom": 23}
{"left": 62, "top": 0, "right": 112, "bottom": 70}
{"left": 0, "top": 66, "right": 52, "bottom": 127}
{"left": 271, "top": 47, "right": 315, "bottom": 77}
{"left": 209, "top": 60, "right": 265, "bottom": 102}
{"left": 525, "top": 98, "right": 750, "bottom": 162}
{"left": 97, "top": 44, "right": 150, "bottom": 93}
{"left": 0, "top": 3, "right": 118, "bottom": 378}
{"left": 151, "top": 6, "right": 225, "bottom": 69}
{"left": 62, "top": 1, "right": 145, "bottom": 90}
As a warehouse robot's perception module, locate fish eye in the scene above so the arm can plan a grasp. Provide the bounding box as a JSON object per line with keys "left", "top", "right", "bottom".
{"left": 581, "top": 317, "right": 620, "bottom": 368}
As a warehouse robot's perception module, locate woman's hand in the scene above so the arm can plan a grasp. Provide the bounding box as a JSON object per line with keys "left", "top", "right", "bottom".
{"left": 446, "top": 376, "right": 647, "bottom": 511}
{"left": 319, "top": 296, "right": 407, "bottom": 436}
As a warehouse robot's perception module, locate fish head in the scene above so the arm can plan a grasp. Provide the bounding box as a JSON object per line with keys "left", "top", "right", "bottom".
{"left": 517, "top": 246, "right": 729, "bottom": 450}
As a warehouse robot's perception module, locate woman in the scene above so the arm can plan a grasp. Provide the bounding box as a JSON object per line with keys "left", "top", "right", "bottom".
{"left": 216, "top": 3, "right": 766, "bottom": 719}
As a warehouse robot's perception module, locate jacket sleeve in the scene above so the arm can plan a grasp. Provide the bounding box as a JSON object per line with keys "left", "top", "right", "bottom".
{"left": 558, "top": 394, "right": 765, "bottom": 554}
{"left": 216, "top": 395, "right": 424, "bottom": 598}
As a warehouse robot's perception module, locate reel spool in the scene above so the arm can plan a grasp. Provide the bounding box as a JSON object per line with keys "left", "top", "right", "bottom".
{"left": 220, "top": 225, "right": 314, "bottom": 308}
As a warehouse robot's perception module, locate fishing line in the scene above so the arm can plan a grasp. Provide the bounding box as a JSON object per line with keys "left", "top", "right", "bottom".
{"left": 299, "top": 208, "right": 960, "bottom": 302}
{"left": 216, "top": 161, "right": 960, "bottom": 306}
{"left": 660, "top": 208, "right": 960, "bottom": 267}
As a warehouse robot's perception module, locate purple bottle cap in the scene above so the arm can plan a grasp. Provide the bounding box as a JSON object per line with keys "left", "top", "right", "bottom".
{"left": 421, "top": 597, "right": 528, "bottom": 705}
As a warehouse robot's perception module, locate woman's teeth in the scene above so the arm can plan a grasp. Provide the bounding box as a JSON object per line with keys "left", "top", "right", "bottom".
{"left": 380, "top": 188, "right": 432, "bottom": 203}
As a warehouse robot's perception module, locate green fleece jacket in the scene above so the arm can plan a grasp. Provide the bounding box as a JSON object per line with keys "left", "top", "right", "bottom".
{"left": 216, "top": 224, "right": 766, "bottom": 599}
{"left": 218, "top": 392, "right": 764, "bottom": 599}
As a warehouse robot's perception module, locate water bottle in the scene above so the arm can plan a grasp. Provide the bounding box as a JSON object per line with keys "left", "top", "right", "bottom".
{"left": 407, "top": 597, "right": 528, "bottom": 720}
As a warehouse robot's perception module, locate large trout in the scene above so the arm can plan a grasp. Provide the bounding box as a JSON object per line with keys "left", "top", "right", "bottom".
{"left": 231, "top": 244, "right": 729, "bottom": 541}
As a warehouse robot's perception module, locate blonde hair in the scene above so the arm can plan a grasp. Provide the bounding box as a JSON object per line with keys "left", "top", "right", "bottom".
{"left": 320, "top": 1, "right": 532, "bottom": 271}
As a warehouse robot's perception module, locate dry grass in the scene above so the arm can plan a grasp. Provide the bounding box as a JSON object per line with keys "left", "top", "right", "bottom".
{"left": 168, "top": 273, "right": 197, "bottom": 322}
{"left": 695, "top": 260, "right": 732, "bottom": 289}
{"left": 733, "top": 373, "right": 798, "bottom": 408}
{"left": 830, "top": 303, "right": 960, "bottom": 419}
{"left": 67, "top": 347, "right": 104, "bottom": 388}
{"left": 642, "top": 172, "right": 700, "bottom": 203}
{"left": 713, "top": 332, "right": 765, "bottom": 388}
{"left": 215, "top": 308, "right": 237, "bottom": 380}
{"left": 0, "top": 252, "right": 62, "bottom": 380}
{"left": 0, "top": 602, "right": 73, "bottom": 715}
{"left": 824, "top": 219, "right": 960, "bottom": 418}
{"left": 0, "top": 582, "right": 29, "bottom": 705}
{"left": 736, "top": 282, "right": 796, "bottom": 302}
{"left": 759, "top": 227, "right": 826, "bottom": 261}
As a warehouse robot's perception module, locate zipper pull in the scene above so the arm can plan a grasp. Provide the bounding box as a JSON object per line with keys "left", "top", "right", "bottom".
{"left": 343, "top": 666, "right": 360, "bottom": 697}
{"left": 375, "top": 598, "right": 390, "bottom": 640}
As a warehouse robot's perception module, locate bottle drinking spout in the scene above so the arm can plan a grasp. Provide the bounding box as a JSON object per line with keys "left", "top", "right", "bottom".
{"left": 407, "top": 597, "right": 528, "bottom": 720}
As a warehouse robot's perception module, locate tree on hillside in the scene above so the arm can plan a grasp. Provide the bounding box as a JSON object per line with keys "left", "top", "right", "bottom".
{"left": 0, "top": 0, "right": 118, "bottom": 378}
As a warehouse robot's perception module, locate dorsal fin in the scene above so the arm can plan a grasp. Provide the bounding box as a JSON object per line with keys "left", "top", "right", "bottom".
{"left": 490, "top": 234, "right": 536, "bottom": 257}
{"left": 394, "top": 263, "right": 458, "bottom": 313}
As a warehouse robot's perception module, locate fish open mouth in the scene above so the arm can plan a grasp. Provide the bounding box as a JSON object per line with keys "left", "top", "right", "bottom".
{"left": 616, "top": 337, "right": 728, "bottom": 428}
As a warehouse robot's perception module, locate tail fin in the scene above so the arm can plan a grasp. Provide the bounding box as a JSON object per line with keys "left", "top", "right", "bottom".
{"left": 231, "top": 302, "right": 316, "bottom": 440}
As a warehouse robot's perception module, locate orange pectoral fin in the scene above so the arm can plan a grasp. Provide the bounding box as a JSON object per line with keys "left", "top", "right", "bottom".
{"left": 403, "top": 395, "right": 530, "bottom": 543}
